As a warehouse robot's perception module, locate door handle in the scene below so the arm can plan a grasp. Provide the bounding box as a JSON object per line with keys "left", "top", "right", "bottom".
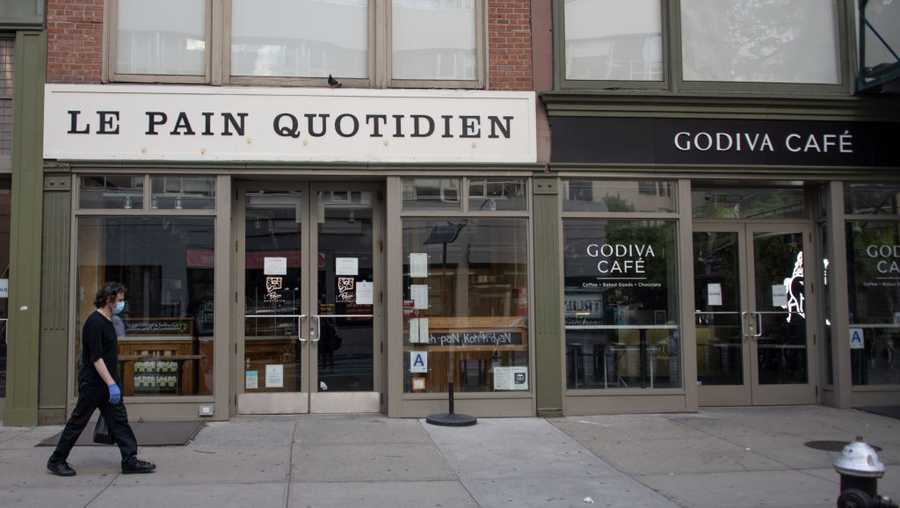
{"left": 298, "top": 314, "right": 308, "bottom": 343}
{"left": 752, "top": 312, "right": 764, "bottom": 338}
{"left": 311, "top": 315, "right": 321, "bottom": 342}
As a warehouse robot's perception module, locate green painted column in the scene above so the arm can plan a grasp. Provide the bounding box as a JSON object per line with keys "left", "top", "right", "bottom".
{"left": 533, "top": 177, "right": 563, "bottom": 417}
{"left": 5, "top": 30, "right": 46, "bottom": 426}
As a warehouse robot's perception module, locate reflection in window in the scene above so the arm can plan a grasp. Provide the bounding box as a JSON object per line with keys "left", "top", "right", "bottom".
{"left": 0, "top": 40, "right": 13, "bottom": 161}
{"left": 468, "top": 178, "right": 526, "bottom": 211}
{"left": 845, "top": 184, "right": 900, "bottom": 216}
{"left": 692, "top": 187, "right": 805, "bottom": 219}
{"left": 563, "top": 179, "right": 676, "bottom": 213}
{"left": 847, "top": 220, "right": 900, "bottom": 385}
{"left": 681, "top": 0, "right": 839, "bottom": 84}
{"left": 76, "top": 217, "right": 215, "bottom": 396}
{"left": 403, "top": 218, "right": 529, "bottom": 393}
{"left": 564, "top": 220, "right": 680, "bottom": 389}
{"left": 80, "top": 176, "right": 144, "bottom": 209}
{"left": 392, "top": 0, "right": 476, "bottom": 80}
{"left": 564, "top": 0, "right": 663, "bottom": 81}
{"left": 402, "top": 178, "right": 460, "bottom": 210}
{"left": 116, "top": 0, "right": 207, "bottom": 76}
{"left": 151, "top": 176, "right": 215, "bottom": 210}
{"left": 0, "top": 179, "right": 8, "bottom": 398}
{"left": 231, "top": 0, "right": 369, "bottom": 78}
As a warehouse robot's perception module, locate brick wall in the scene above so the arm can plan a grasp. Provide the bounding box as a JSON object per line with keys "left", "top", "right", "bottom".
{"left": 46, "top": 0, "right": 104, "bottom": 83}
{"left": 488, "top": 0, "right": 534, "bottom": 91}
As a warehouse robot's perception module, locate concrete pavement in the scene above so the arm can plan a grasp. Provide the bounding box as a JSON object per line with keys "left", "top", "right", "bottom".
{"left": 0, "top": 406, "right": 896, "bottom": 508}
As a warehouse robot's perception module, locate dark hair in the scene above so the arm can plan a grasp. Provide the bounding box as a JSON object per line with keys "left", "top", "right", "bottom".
{"left": 94, "top": 282, "right": 126, "bottom": 308}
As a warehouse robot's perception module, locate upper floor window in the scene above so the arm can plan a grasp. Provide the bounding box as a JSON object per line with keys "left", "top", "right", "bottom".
{"left": 563, "top": 0, "right": 663, "bottom": 82}
{"left": 680, "top": 0, "right": 840, "bottom": 84}
{"left": 556, "top": 0, "right": 847, "bottom": 92}
{"left": 109, "top": 0, "right": 484, "bottom": 88}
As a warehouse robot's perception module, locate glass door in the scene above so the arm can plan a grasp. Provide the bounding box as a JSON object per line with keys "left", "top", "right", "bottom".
{"left": 240, "top": 187, "right": 311, "bottom": 414}
{"left": 238, "top": 182, "right": 381, "bottom": 414}
{"left": 694, "top": 224, "right": 816, "bottom": 406}
{"left": 308, "top": 184, "right": 380, "bottom": 413}
{"left": 747, "top": 224, "right": 816, "bottom": 405}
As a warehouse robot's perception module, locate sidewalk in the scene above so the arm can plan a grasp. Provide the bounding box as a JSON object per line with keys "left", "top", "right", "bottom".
{"left": 0, "top": 406, "right": 897, "bottom": 508}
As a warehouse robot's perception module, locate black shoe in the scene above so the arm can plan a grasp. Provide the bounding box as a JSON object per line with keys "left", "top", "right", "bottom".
{"left": 47, "top": 460, "right": 77, "bottom": 477}
{"left": 121, "top": 458, "right": 156, "bottom": 474}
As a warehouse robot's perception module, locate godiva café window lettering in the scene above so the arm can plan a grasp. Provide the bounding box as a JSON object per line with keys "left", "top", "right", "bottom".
{"left": 562, "top": 179, "right": 681, "bottom": 391}
{"left": 846, "top": 184, "right": 900, "bottom": 386}
{"left": 44, "top": 86, "right": 537, "bottom": 164}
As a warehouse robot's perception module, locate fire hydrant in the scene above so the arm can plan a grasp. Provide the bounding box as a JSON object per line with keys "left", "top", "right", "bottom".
{"left": 833, "top": 436, "right": 897, "bottom": 508}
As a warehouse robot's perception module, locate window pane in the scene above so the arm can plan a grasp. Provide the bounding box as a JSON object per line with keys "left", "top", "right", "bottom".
{"left": 845, "top": 184, "right": 900, "bottom": 216}
{"left": 863, "top": 0, "right": 900, "bottom": 72}
{"left": 402, "top": 178, "right": 460, "bottom": 210}
{"left": 80, "top": 176, "right": 144, "bottom": 209}
{"left": 231, "top": 0, "right": 368, "bottom": 78}
{"left": 0, "top": 40, "right": 14, "bottom": 161}
{"left": 564, "top": 0, "right": 663, "bottom": 81}
{"left": 116, "top": 0, "right": 206, "bottom": 76}
{"left": 564, "top": 219, "right": 680, "bottom": 389}
{"left": 852, "top": 328, "right": 900, "bottom": 385}
{"left": 0, "top": 179, "right": 9, "bottom": 398}
{"left": 403, "top": 218, "right": 530, "bottom": 393}
{"left": 151, "top": 176, "right": 216, "bottom": 210}
{"left": 468, "top": 178, "right": 526, "bottom": 211}
{"left": 563, "top": 179, "right": 676, "bottom": 213}
{"left": 846, "top": 220, "right": 900, "bottom": 325}
{"left": 681, "top": 0, "right": 839, "bottom": 84}
{"left": 76, "top": 217, "right": 215, "bottom": 396}
{"left": 392, "top": 0, "right": 476, "bottom": 80}
{"left": 692, "top": 187, "right": 805, "bottom": 219}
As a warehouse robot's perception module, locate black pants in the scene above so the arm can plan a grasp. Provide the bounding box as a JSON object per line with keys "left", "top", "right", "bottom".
{"left": 49, "top": 385, "right": 138, "bottom": 463}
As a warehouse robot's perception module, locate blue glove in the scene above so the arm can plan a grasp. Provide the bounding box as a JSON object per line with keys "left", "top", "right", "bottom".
{"left": 108, "top": 383, "right": 122, "bottom": 405}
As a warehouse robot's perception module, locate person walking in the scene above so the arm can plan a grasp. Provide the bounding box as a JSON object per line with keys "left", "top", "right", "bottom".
{"left": 47, "top": 282, "right": 156, "bottom": 476}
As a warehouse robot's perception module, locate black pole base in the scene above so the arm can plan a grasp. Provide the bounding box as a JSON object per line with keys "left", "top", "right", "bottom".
{"left": 425, "top": 413, "right": 477, "bottom": 427}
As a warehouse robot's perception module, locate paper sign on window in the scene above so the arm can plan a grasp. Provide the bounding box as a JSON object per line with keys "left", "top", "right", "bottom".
{"left": 493, "top": 366, "right": 528, "bottom": 391}
{"left": 265, "top": 364, "right": 284, "bottom": 388}
{"left": 410, "top": 253, "right": 428, "bottom": 278}
{"left": 707, "top": 283, "right": 722, "bottom": 306}
{"left": 771, "top": 284, "right": 787, "bottom": 308}
{"left": 411, "top": 284, "right": 429, "bottom": 310}
{"left": 245, "top": 370, "right": 259, "bottom": 390}
{"left": 410, "top": 351, "right": 428, "bottom": 373}
{"left": 336, "top": 257, "right": 359, "bottom": 276}
{"left": 264, "top": 257, "right": 287, "bottom": 276}
{"left": 356, "top": 281, "right": 373, "bottom": 305}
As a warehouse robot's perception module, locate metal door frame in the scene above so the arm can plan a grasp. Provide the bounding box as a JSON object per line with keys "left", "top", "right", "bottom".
{"left": 694, "top": 222, "right": 817, "bottom": 406}
{"left": 234, "top": 181, "right": 384, "bottom": 414}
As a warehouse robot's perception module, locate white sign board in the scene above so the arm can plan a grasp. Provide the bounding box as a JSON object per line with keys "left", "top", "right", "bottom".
{"left": 410, "top": 253, "right": 429, "bottom": 278}
{"left": 264, "top": 257, "right": 287, "bottom": 276}
{"left": 335, "top": 257, "right": 359, "bottom": 276}
{"left": 265, "top": 364, "right": 284, "bottom": 388}
{"left": 411, "top": 284, "right": 429, "bottom": 310}
{"left": 707, "top": 283, "right": 722, "bottom": 307}
{"left": 44, "top": 85, "right": 537, "bottom": 164}
{"left": 493, "top": 367, "right": 529, "bottom": 391}
{"left": 849, "top": 327, "right": 865, "bottom": 350}
{"left": 356, "top": 281, "right": 373, "bottom": 305}
{"left": 410, "top": 351, "right": 428, "bottom": 374}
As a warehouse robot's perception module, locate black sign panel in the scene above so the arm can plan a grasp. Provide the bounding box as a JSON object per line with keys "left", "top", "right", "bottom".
{"left": 551, "top": 117, "right": 900, "bottom": 167}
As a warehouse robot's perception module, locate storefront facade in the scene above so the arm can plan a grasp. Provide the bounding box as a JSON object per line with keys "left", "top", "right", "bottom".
{"left": 533, "top": 0, "right": 900, "bottom": 415}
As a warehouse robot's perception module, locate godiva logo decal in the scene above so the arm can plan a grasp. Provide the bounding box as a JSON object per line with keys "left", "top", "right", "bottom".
{"left": 673, "top": 130, "right": 855, "bottom": 154}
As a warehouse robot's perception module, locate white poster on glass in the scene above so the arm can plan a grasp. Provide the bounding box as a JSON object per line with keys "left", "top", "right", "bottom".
{"left": 411, "top": 284, "right": 429, "bottom": 310}
{"left": 707, "top": 283, "right": 722, "bottom": 306}
{"left": 265, "top": 364, "right": 284, "bottom": 388}
{"left": 336, "top": 257, "right": 359, "bottom": 276}
{"left": 245, "top": 370, "right": 259, "bottom": 390}
{"left": 264, "top": 257, "right": 287, "bottom": 276}
{"left": 356, "top": 281, "right": 373, "bottom": 305}
{"left": 493, "top": 367, "right": 528, "bottom": 391}
{"left": 410, "top": 351, "right": 428, "bottom": 373}
{"left": 410, "top": 253, "right": 429, "bottom": 278}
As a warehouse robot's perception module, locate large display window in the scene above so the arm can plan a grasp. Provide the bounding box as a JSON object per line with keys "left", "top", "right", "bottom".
{"left": 75, "top": 176, "right": 216, "bottom": 397}
{"left": 846, "top": 183, "right": 900, "bottom": 385}
{"left": 562, "top": 180, "right": 682, "bottom": 390}
{"left": 401, "top": 177, "right": 530, "bottom": 394}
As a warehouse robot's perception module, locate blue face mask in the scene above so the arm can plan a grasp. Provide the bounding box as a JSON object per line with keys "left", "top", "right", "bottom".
{"left": 113, "top": 301, "right": 126, "bottom": 315}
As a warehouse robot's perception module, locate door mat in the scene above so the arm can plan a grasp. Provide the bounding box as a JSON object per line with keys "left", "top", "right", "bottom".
{"left": 37, "top": 421, "right": 204, "bottom": 447}
{"left": 857, "top": 406, "right": 900, "bottom": 421}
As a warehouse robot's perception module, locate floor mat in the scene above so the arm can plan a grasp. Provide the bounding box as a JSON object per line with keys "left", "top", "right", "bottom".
{"left": 857, "top": 406, "right": 900, "bottom": 421}
{"left": 37, "top": 421, "right": 204, "bottom": 447}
